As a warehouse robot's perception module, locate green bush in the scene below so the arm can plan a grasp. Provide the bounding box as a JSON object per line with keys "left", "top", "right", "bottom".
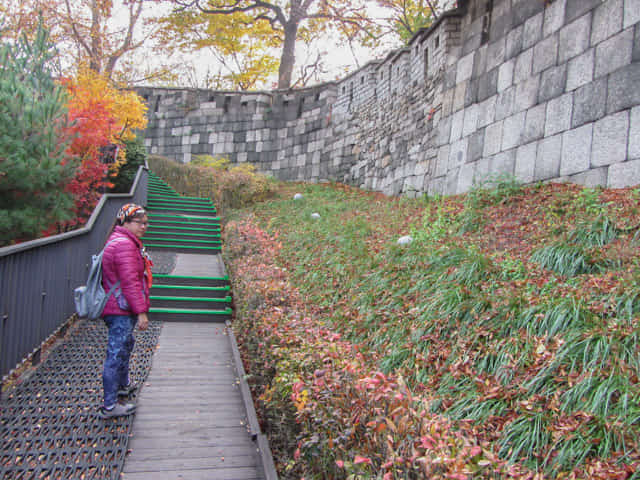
{"left": 0, "top": 21, "right": 76, "bottom": 246}
{"left": 148, "top": 155, "right": 276, "bottom": 214}
{"left": 109, "top": 138, "right": 147, "bottom": 193}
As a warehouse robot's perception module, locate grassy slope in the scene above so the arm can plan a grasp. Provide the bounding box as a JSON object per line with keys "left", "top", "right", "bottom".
{"left": 221, "top": 180, "right": 640, "bottom": 479}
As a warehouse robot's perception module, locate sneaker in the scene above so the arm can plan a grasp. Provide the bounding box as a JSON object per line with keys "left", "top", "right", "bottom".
{"left": 98, "top": 403, "right": 136, "bottom": 419}
{"left": 117, "top": 383, "right": 137, "bottom": 396}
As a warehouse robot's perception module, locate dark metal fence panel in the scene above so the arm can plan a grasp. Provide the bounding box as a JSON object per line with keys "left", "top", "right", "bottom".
{"left": 0, "top": 167, "right": 148, "bottom": 380}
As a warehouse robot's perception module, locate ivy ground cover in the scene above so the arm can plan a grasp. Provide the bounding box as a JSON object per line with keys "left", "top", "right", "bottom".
{"left": 221, "top": 180, "right": 640, "bottom": 480}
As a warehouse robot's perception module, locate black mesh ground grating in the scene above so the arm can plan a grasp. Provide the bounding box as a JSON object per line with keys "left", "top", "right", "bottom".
{"left": 1, "top": 319, "right": 162, "bottom": 480}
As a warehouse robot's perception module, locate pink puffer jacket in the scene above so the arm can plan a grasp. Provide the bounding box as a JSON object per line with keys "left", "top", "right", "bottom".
{"left": 101, "top": 226, "right": 150, "bottom": 316}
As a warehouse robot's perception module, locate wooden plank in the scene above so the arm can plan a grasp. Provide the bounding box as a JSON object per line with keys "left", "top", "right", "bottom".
{"left": 123, "top": 322, "right": 264, "bottom": 479}
{"left": 121, "top": 466, "right": 263, "bottom": 480}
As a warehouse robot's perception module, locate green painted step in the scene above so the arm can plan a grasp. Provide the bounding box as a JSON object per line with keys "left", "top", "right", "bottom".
{"left": 148, "top": 199, "right": 213, "bottom": 207}
{"left": 148, "top": 202, "right": 215, "bottom": 210}
{"left": 148, "top": 202, "right": 216, "bottom": 211}
{"left": 148, "top": 204, "right": 217, "bottom": 216}
{"left": 151, "top": 194, "right": 211, "bottom": 202}
{"left": 151, "top": 295, "right": 231, "bottom": 310}
{"left": 150, "top": 284, "right": 230, "bottom": 298}
{"left": 142, "top": 237, "right": 221, "bottom": 247}
{"left": 148, "top": 214, "right": 221, "bottom": 225}
{"left": 148, "top": 189, "right": 178, "bottom": 196}
{"left": 145, "top": 225, "right": 220, "bottom": 234}
{"left": 154, "top": 274, "right": 229, "bottom": 287}
{"left": 144, "top": 230, "right": 220, "bottom": 241}
{"left": 145, "top": 243, "right": 221, "bottom": 254}
{"left": 149, "top": 307, "right": 232, "bottom": 323}
{"left": 148, "top": 193, "right": 211, "bottom": 201}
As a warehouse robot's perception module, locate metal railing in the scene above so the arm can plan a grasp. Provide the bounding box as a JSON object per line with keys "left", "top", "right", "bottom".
{"left": 0, "top": 167, "right": 148, "bottom": 382}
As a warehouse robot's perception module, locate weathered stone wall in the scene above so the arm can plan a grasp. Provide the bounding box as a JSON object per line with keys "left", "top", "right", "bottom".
{"left": 139, "top": 0, "right": 640, "bottom": 196}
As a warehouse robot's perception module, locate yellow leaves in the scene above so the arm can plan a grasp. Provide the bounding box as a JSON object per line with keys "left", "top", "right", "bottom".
{"left": 67, "top": 66, "right": 147, "bottom": 143}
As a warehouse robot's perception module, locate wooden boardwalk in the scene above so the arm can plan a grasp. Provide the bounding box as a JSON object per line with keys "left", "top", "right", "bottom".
{"left": 122, "top": 322, "right": 265, "bottom": 480}
{"left": 122, "top": 251, "right": 271, "bottom": 479}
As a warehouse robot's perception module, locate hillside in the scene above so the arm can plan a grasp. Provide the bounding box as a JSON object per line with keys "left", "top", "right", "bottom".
{"left": 221, "top": 179, "right": 640, "bottom": 479}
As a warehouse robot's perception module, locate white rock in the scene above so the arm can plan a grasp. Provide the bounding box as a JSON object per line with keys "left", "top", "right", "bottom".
{"left": 397, "top": 235, "right": 413, "bottom": 245}
{"left": 293, "top": 193, "right": 304, "bottom": 200}
{"left": 311, "top": 212, "right": 321, "bottom": 219}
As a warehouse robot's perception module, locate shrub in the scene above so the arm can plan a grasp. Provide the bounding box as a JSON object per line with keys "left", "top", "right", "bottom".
{"left": 148, "top": 155, "right": 276, "bottom": 213}
{"left": 109, "top": 138, "right": 147, "bottom": 193}
{"left": 0, "top": 21, "right": 76, "bottom": 245}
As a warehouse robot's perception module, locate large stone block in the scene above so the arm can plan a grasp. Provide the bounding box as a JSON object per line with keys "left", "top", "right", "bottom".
{"left": 506, "top": 24, "right": 524, "bottom": 59}
{"left": 484, "top": 120, "right": 504, "bottom": 157}
{"left": 569, "top": 167, "right": 608, "bottom": 187}
{"left": 457, "top": 163, "right": 476, "bottom": 193}
{"left": 515, "top": 141, "right": 538, "bottom": 183}
{"left": 609, "top": 158, "right": 640, "bottom": 187}
{"left": 535, "top": 134, "right": 562, "bottom": 180}
{"left": 451, "top": 109, "right": 465, "bottom": 143}
{"left": 533, "top": 34, "right": 559, "bottom": 74}
{"left": 566, "top": 0, "right": 601, "bottom": 23}
{"left": 512, "top": 0, "right": 545, "bottom": 27}
{"left": 566, "top": 48, "right": 595, "bottom": 91}
{"left": 591, "top": 0, "right": 624, "bottom": 46}
{"left": 444, "top": 167, "right": 460, "bottom": 195}
{"left": 502, "top": 111, "right": 526, "bottom": 151}
{"left": 469, "top": 129, "right": 485, "bottom": 162}
{"left": 463, "top": 104, "right": 480, "bottom": 137}
{"left": 595, "top": 28, "right": 634, "bottom": 79}
{"left": 491, "top": 5, "right": 514, "bottom": 40}
{"left": 515, "top": 75, "right": 541, "bottom": 111}
{"left": 457, "top": 51, "right": 476, "bottom": 84}
{"left": 436, "top": 145, "right": 450, "bottom": 176}
{"left": 539, "top": 64, "right": 567, "bottom": 103}
{"left": 523, "top": 12, "right": 544, "bottom": 50}
{"left": 606, "top": 62, "right": 640, "bottom": 114}
{"left": 498, "top": 59, "right": 515, "bottom": 92}
{"left": 477, "top": 96, "right": 497, "bottom": 128}
{"left": 486, "top": 38, "right": 507, "bottom": 72}
{"left": 474, "top": 156, "right": 492, "bottom": 183}
{"left": 561, "top": 122, "right": 592, "bottom": 175}
{"left": 543, "top": 0, "right": 566, "bottom": 37}
{"left": 477, "top": 68, "right": 499, "bottom": 102}
{"left": 546, "top": 92, "right": 574, "bottom": 137}
{"left": 572, "top": 76, "right": 607, "bottom": 127}
{"left": 630, "top": 106, "right": 640, "bottom": 159}
{"left": 523, "top": 103, "right": 547, "bottom": 144}
{"left": 492, "top": 150, "right": 516, "bottom": 177}
{"left": 592, "top": 111, "right": 630, "bottom": 167}
{"left": 495, "top": 86, "right": 516, "bottom": 121}
{"left": 472, "top": 44, "right": 488, "bottom": 78}
{"left": 449, "top": 137, "right": 469, "bottom": 168}
{"left": 514, "top": 48, "right": 534, "bottom": 84}
{"left": 624, "top": 0, "right": 640, "bottom": 29}
{"left": 559, "top": 13, "right": 592, "bottom": 63}
{"left": 634, "top": 24, "right": 640, "bottom": 62}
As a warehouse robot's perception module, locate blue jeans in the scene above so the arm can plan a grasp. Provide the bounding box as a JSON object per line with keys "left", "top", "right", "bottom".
{"left": 103, "top": 315, "right": 136, "bottom": 407}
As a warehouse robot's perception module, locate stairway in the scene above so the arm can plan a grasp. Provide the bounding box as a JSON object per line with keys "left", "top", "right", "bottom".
{"left": 145, "top": 173, "right": 232, "bottom": 322}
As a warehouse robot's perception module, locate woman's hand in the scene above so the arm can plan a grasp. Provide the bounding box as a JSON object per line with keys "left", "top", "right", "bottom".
{"left": 137, "top": 312, "right": 149, "bottom": 331}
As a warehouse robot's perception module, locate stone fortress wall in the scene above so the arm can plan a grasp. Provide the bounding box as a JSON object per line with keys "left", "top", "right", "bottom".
{"left": 138, "top": 0, "right": 640, "bottom": 196}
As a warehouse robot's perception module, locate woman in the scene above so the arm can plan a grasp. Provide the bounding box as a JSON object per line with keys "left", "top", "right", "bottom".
{"left": 98, "top": 203, "right": 151, "bottom": 419}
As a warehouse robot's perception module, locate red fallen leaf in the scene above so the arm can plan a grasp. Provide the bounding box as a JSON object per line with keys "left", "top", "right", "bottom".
{"left": 354, "top": 455, "right": 373, "bottom": 465}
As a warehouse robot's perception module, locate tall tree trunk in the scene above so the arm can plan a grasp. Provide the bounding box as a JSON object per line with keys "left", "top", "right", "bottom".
{"left": 278, "top": 20, "right": 298, "bottom": 89}
{"left": 89, "top": 0, "right": 103, "bottom": 73}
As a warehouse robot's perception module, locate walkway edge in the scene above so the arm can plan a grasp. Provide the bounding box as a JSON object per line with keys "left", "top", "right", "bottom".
{"left": 226, "top": 320, "right": 279, "bottom": 480}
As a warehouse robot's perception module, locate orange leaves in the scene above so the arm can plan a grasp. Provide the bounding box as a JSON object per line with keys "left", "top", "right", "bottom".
{"left": 53, "top": 68, "right": 147, "bottom": 229}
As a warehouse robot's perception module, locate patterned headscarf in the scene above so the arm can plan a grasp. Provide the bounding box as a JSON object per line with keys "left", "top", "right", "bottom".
{"left": 116, "top": 203, "right": 146, "bottom": 225}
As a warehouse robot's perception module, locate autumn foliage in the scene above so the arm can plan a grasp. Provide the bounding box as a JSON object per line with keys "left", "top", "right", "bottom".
{"left": 218, "top": 180, "right": 640, "bottom": 479}
{"left": 50, "top": 68, "right": 148, "bottom": 231}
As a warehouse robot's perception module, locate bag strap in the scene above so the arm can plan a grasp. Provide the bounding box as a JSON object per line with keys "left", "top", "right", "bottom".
{"left": 102, "top": 237, "right": 126, "bottom": 291}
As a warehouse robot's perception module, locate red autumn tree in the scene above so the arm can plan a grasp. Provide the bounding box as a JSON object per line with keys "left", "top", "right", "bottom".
{"left": 44, "top": 68, "right": 148, "bottom": 233}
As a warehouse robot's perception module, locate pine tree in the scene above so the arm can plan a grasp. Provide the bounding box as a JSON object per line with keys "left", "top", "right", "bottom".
{"left": 0, "top": 20, "right": 77, "bottom": 246}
